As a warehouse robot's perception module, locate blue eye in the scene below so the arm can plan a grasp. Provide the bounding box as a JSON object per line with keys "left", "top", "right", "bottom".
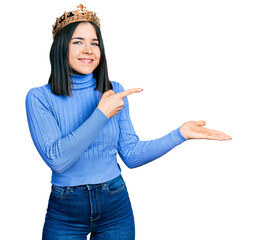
{"left": 92, "top": 42, "right": 99, "bottom": 46}
{"left": 73, "top": 41, "right": 82, "bottom": 45}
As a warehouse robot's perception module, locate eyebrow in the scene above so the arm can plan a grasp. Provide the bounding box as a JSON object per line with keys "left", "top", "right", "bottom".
{"left": 71, "top": 37, "right": 99, "bottom": 41}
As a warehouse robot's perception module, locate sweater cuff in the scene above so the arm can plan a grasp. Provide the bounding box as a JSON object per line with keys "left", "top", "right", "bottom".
{"left": 170, "top": 127, "right": 188, "bottom": 144}
{"left": 95, "top": 107, "right": 109, "bottom": 122}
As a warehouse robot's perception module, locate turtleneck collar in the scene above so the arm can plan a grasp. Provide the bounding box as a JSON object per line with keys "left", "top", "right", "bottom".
{"left": 70, "top": 73, "right": 96, "bottom": 90}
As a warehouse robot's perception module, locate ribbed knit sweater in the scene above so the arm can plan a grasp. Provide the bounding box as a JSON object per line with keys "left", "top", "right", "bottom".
{"left": 25, "top": 73, "right": 187, "bottom": 186}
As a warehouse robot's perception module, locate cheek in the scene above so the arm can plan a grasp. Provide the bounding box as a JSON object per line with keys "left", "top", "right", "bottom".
{"left": 96, "top": 49, "right": 101, "bottom": 62}
{"left": 92, "top": 46, "right": 100, "bottom": 57}
{"left": 68, "top": 47, "right": 78, "bottom": 65}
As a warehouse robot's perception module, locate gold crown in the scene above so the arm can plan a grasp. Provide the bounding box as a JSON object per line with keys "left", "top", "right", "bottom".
{"left": 52, "top": 4, "right": 100, "bottom": 37}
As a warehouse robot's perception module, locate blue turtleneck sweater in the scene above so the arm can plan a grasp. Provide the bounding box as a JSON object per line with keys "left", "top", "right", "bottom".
{"left": 25, "top": 73, "right": 187, "bottom": 186}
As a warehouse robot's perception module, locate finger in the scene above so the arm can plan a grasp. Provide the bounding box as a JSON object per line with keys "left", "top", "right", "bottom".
{"left": 104, "top": 90, "right": 115, "bottom": 96}
{"left": 215, "top": 132, "right": 232, "bottom": 140}
{"left": 206, "top": 134, "right": 232, "bottom": 141}
{"left": 194, "top": 120, "right": 206, "bottom": 127}
{"left": 206, "top": 128, "right": 230, "bottom": 136}
{"left": 117, "top": 106, "right": 123, "bottom": 110}
{"left": 116, "top": 88, "right": 143, "bottom": 99}
{"left": 195, "top": 122, "right": 232, "bottom": 140}
{"left": 202, "top": 128, "right": 232, "bottom": 139}
{"left": 200, "top": 129, "right": 232, "bottom": 141}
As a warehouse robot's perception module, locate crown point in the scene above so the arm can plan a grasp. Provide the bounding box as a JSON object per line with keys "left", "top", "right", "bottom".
{"left": 78, "top": 4, "right": 85, "bottom": 10}
{"left": 53, "top": 4, "right": 100, "bottom": 38}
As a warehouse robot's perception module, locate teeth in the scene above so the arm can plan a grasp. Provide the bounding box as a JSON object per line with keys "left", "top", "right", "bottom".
{"left": 80, "top": 59, "right": 93, "bottom": 63}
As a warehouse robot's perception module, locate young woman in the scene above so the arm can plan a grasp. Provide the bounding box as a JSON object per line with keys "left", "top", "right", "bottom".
{"left": 25, "top": 4, "right": 231, "bottom": 240}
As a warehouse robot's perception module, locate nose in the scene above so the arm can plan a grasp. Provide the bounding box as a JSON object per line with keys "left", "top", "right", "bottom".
{"left": 82, "top": 44, "right": 93, "bottom": 55}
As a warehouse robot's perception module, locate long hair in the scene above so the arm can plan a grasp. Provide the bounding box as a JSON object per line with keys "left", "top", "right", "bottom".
{"left": 48, "top": 21, "right": 112, "bottom": 96}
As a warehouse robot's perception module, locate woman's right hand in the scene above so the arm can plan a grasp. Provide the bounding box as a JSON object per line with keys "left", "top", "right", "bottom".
{"left": 97, "top": 88, "right": 143, "bottom": 118}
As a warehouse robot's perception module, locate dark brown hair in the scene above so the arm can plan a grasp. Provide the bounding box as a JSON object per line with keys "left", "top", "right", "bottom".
{"left": 48, "top": 21, "right": 112, "bottom": 96}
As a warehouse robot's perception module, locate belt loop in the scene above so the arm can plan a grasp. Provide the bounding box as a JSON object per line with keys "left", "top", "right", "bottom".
{"left": 101, "top": 183, "right": 107, "bottom": 190}
{"left": 68, "top": 186, "right": 74, "bottom": 192}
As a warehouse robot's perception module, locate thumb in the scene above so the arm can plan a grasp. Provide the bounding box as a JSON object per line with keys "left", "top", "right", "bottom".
{"left": 104, "top": 90, "right": 115, "bottom": 97}
{"left": 195, "top": 120, "right": 206, "bottom": 127}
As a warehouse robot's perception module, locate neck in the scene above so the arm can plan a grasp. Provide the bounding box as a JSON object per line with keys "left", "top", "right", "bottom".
{"left": 70, "top": 72, "right": 96, "bottom": 90}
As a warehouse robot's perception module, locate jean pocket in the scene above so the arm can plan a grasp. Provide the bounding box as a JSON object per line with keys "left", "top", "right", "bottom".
{"left": 105, "top": 175, "right": 126, "bottom": 195}
{"left": 51, "top": 185, "right": 70, "bottom": 200}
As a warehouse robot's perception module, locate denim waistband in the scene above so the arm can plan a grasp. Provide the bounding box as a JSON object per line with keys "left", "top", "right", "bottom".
{"left": 52, "top": 174, "right": 124, "bottom": 191}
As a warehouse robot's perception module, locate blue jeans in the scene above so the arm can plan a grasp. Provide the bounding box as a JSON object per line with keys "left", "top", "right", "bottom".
{"left": 42, "top": 175, "right": 135, "bottom": 240}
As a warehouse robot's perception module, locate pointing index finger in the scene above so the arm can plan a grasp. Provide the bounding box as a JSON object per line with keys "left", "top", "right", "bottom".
{"left": 116, "top": 88, "right": 143, "bottom": 99}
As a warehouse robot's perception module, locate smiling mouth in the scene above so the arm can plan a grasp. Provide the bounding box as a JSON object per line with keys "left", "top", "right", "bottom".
{"left": 79, "top": 58, "right": 94, "bottom": 64}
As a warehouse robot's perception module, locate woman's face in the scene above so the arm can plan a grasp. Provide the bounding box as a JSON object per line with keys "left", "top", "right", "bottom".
{"left": 68, "top": 22, "right": 101, "bottom": 75}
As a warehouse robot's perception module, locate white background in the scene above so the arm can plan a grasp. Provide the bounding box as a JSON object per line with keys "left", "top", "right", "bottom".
{"left": 1, "top": 0, "right": 257, "bottom": 239}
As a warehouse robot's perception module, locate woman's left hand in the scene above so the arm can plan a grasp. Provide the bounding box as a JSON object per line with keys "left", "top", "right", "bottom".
{"left": 180, "top": 120, "right": 232, "bottom": 141}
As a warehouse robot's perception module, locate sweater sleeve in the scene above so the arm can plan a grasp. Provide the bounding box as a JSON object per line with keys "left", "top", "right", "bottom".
{"left": 25, "top": 88, "right": 109, "bottom": 174}
{"left": 116, "top": 83, "right": 187, "bottom": 168}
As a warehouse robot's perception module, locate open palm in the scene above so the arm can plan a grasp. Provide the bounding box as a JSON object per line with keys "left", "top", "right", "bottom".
{"left": 180, "top": 120, "right": 231, "bottom": 141}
